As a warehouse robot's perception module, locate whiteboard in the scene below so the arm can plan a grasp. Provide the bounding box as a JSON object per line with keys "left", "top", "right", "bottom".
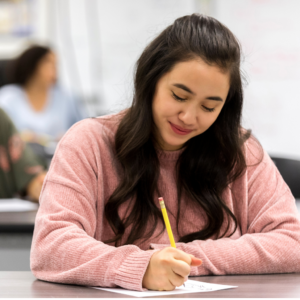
{"left": 213, "top": 0, "right": 300, "bottom": 159}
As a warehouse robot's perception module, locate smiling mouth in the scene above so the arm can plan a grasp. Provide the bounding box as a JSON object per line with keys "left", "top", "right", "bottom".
{"left": 169, "top": 122, "right": 193, "bottom": 135}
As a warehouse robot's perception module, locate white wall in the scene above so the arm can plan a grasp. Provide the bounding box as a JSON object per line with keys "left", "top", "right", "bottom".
{"left": 211, "top": 0, "right": 300, "bottom": 159}
{"left": 1, "top": 0, "right": 299, "bottom": 159}
{"left": 48, "top": 0, "right": 300, "bottom": 158}
{"left": 49, "top": 0, "right": 197, "bottom": 116}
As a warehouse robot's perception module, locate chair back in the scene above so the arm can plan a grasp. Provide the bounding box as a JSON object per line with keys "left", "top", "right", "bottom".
{"left": 271, "top": 156, "right": 300, "bottom": 199}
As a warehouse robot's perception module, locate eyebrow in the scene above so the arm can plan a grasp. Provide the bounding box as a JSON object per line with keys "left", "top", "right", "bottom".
{"left": 172, "top": 83, "right": 224, "bottom": 102}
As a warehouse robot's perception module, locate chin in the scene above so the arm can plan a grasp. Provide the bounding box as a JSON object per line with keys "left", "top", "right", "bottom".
{"left": 163, "top": 136, "right": 186, "bottom": 150}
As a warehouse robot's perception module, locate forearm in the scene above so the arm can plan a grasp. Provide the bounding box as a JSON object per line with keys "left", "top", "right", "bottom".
{"left": 151, "top": 229, "right": 300, "bottom": 276}
{"left": 31, "top": 221, "right": 154, "bottom": 290}
{"left": 182, "top": 230, "right": 300, "bottom": 276}
{"left": 31, "top": 181, "right": 154, "bottom": 291}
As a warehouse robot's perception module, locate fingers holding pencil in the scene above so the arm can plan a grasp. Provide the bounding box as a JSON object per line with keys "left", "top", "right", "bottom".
{"left": 190, "top": 255, "right": 203, "bottom": 266}
{"left": 173, "top": 250, "right": 203, "bottom": 267}
{"left": 142, "top": 247, "right": 202, "bottom": 291}
{"left": 142, "top": 197, "right": 202, "bottom": 291}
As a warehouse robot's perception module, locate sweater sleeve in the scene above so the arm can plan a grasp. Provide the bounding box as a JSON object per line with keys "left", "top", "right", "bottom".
{"left": 30, "top": 119, "right": 154, "bottom": 291}
{"left": 151, "top": 139, "right": 300, "bottom": 275}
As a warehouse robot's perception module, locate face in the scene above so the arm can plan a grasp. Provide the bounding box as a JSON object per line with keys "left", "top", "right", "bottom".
{"left": 34, "top": 52, "right": 57, "bottom": 86}
{"left": 152, "top": 58, "right": 230, "bottom": 151}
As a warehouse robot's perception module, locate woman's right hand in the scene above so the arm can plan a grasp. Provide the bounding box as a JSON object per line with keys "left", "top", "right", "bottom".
{"left": 142, "top": 247, "right": 202, "bottom": 291}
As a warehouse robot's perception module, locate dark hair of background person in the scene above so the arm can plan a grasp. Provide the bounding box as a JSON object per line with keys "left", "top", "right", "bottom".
{"left": 8, "top": 45, "right": 51, "bottom": 86}
{"left": 105, "top": 14, "right": 253, "bottom": 246}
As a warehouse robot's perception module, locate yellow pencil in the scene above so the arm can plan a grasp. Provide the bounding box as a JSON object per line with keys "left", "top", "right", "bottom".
{"left": 159, "top": 197, "right": 187, "bottom": 287}
{"left": 158, "top": 197, "right": 176, "bottom": 248}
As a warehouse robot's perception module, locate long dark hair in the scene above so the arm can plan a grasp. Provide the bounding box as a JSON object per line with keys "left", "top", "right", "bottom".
{"left": 105, "top": 14, "right": 250, "bottom": 246}
{"left": 9, "top": 45, "right": 51, "bottom": 86}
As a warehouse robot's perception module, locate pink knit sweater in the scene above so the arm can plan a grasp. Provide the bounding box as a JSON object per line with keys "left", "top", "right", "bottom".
{"left": 30, "top": 112, "right": 300, "bottom": 291}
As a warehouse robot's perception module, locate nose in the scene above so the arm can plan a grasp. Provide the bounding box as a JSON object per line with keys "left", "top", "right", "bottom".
{"left": 178, "top": 104, "right": 198, "bottom": 126}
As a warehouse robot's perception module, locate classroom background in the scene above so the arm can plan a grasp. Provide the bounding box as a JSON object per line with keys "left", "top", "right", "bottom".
{"left": 1, "top": 0, "right": 300, "bottom": 159}
{"left": 0, "top": 0, "right": 299, "bottom": 271}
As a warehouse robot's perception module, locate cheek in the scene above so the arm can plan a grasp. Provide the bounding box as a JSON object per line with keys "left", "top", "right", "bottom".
{"left": 155, "top": 95, "right": 179, "bottom": 119}
{"left": 37, "top": 68, "right": 48, "bottom": 79}
{"left": 196, "top": 112, "right": 220, "bottom": 134}
{"left": 152, "top": 96, "right": 178, "bottom": 136}
{"left": 46, "top": 65, "right": 54, "bottom": 76}
{"left": 41, "top": 64, "right": 55, "bottom": 78}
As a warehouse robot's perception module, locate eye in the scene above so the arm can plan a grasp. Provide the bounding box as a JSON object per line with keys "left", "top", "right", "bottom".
{"left": 172, "top": 91, "right": 187, "bottom": 102}
{"left": 202, "top": 106, "right": 215, "bottom": 112}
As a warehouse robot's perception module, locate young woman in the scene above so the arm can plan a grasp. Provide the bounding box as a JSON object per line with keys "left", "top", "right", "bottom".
{"left": 0, "top": 45, "right": 85, "bottom": 142}
{"left": 30, "top": 14, "right": 300, "bottom": 291}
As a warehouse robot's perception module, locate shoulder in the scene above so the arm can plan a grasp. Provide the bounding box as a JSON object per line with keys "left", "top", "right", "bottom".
{"left": 243, "top": 134, "right": 278, "bottom": 182}
{"left": 51, "top": 85, "right": 79, "bottom": 104}
{"left": 50, "top": 85, "right": 83, "bottom": 112}
{"left": 244, "top": 135, "right": 265, "bottom": 165}
{"left": 0, "top": 84, "right": 23, "bottom": 97}
{"left": 49, "top": 112, "right": 126, "bottom": 178}
{"left": 0, "top": 84, "right": 24, "bottom": 105}
{"left": 68, "top": 111, "right": 125, "bottom": 136}
{"left": 58, "top": 111, "right": 126, "bottom": 150}
{"left": 51, "top": 85, "right": 71, "bottom": 99}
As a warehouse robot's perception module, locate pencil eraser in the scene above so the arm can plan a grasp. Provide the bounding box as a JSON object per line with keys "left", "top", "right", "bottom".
{"left": 158, "top": 197, "right": 164, "bottom": 202}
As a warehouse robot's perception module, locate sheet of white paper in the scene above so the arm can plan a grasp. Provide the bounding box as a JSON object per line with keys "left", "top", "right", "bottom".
{"left": 92, "top": 279, "right": 237, "bottom": 297}
{"left": 0, "top": 199, "right": 38, "bottom": 212}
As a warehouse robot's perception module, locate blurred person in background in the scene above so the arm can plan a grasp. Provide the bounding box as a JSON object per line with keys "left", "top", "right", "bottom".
{"left": 0, "top": 108, "right": 46, "bottom": 202}
{"left": 0, "top": 45, "right": 86, "bottom": 145}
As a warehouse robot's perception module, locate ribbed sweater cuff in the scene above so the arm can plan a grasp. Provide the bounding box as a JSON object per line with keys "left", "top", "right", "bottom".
{"left": 114, "top": 250, "right": 157, "bottom": 291}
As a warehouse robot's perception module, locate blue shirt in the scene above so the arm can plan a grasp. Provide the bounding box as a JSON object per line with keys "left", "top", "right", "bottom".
{"left": 0, "top": 84, "right": 86, "bottom": 140}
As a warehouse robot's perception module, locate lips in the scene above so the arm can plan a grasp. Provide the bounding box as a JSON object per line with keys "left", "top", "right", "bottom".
{"left": 169, "top": 122, "right": 193, "bottom": 135}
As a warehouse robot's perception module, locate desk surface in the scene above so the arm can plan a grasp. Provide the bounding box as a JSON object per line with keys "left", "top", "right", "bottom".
{"left": 1, "top": 272, "right": 300, "bottom": 298}
{"left": 0, "top": 210, "right": 36, "bottom": 233}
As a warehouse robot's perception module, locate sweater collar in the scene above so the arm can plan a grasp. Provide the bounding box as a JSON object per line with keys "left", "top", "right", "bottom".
{"left": 156, "top": 147, "right": 184, "bottom": 161}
